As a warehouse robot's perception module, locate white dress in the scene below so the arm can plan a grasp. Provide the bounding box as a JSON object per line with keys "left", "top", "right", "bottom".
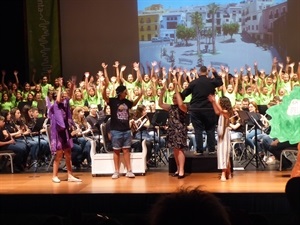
{"left": 217, "top": 115, "right": 231, "bottom": 170}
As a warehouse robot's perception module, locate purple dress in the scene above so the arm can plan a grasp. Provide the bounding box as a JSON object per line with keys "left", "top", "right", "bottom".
{"left": 48, "top": 98, "right": 74, "bottom": 153}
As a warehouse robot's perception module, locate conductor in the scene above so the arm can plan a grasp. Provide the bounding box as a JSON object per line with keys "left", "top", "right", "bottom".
{"left": 181, "top": 66, "right": 223, "bottom": 155}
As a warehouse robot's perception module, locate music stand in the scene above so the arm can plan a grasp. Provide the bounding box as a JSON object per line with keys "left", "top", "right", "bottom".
{"left": 257, "top": 105, "right": 268, "bottom": 115}
{"left": 150, "top": 110, "right": 169, "bottom": 166}
{"left": 31, "top": 117, "right": 46, "bottom": 133}
{"left": 238, "top": 110, "right": 265, "bottom": 169}
{"left": 151, "top": 109, "right": 168, "bottom": 127}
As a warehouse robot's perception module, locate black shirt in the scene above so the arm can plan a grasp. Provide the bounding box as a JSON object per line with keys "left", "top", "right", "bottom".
{"left": 108, "top": 97, "right": 133, "bottom": 131}
{"left": 181, "top": 73, "right": 223, "bottom": 111}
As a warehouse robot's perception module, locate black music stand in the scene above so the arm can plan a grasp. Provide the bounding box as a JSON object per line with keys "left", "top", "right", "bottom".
{"left": 238, "top": 110, "right": 266, "bottom": 169}
{"left": 150, "top": 110, "right": 169, "bottom": 166}
{"left": 257, "top": 105, "right": 268, "bottom": 115}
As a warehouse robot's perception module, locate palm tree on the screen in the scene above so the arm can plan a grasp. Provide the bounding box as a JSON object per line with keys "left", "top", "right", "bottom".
{"left": 191, "top": 11, "right": 203, "bottom": 56}
{"left": 208, "top": 3, "right": 219, "bottom": 54}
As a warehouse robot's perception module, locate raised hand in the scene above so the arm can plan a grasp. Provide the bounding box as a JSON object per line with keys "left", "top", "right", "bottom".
{"left": 113, "top": 61, "right": 119, "bottom": 68}
{"left": 101, "top": 62, "right": 108, "bottom": 69}
{"left": 120, "top": 65, "right": 126, "bottom": 72}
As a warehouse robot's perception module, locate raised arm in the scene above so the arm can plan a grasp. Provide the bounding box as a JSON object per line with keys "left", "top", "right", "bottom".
{"left": 158, "top": 84, "right": 170, "bottom": 111}
{"left": 1, "top": 70, "right": 8, "bottom": 90}
{"left": 102, "top": 81, "right": 109, "bottom": 104}
{"left": 208, "top": 94, "right": 229, "bottom": 119}
{"left": 120, "top": 65, "right": 127, "bottom": 84}
{"left": 132, "top": 87, "right": 143, "bottom": 107}
{"left": 174, "top": 76, "right": 187, "bottom": 113}
{"left": 102, "top": 62, "right": 110, "bottom": 85}
{"left": 84, "top": 72, "right": 90, "bottom": 91}
{"left": 13, "top": 70, "right": 20, "bottom": 87}
{"left": 69, "top": 76, "right": 76, "bottom": 99}
{"left": 113, "top": 61, "right": 120, "bottom": 84}
{"left": 56, "top": 78, "right": 63, "bottom": 103}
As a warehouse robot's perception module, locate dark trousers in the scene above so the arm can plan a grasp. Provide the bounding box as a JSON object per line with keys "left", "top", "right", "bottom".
{"left": 263, "top": 138, "right": 297, "bottom": 166}
{"left": 1, "top": 141, "right": 28, "bottom": 168}
{"left": 191, "top": 111, "right": 216, "bottom": 153}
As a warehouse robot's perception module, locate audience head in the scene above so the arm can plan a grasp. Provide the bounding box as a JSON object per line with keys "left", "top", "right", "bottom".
{"left": 89, "top": 104, "right": 98, "bottom": 116}
{"left": 135, "top": 104, "right": 147, "bottom": 118}
{"left": 248, "top": 101, "right": 258, "bottom": 113}
{"left": 149, "top": 187, "right": 231, "bottom": 225}
{"left": 241, "top": 98, "right": 250, "bottom": 111}
{"left": 285, "top": 177, "right": 300, "bottom": 224}
{"left": 30, "top": 107, "right": 39, "bottom": 119}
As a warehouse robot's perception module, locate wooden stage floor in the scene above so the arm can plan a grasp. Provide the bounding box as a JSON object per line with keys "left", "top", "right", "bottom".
{"left": 0, "top": 165, "right": 295, "bottom": 225}
{"left": 0, "top": 168, "right": 293, "bottom": 194}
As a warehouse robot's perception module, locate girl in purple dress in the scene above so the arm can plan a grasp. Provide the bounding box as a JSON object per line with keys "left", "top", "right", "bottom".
{"left": 48, "top": 78, "right": 82, "bottom": 183}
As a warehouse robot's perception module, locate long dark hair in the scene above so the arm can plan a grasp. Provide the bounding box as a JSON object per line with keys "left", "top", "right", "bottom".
{"left": 219, "top": 96, "right": 234, "bottom": 118}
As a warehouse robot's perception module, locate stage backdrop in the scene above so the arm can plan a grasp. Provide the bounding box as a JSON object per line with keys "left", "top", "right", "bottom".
{"left": 59, "top": 0, "right": 139, "bottom": 81}
{"left": 26, "top": 0, "right": 61, "bottom": 82}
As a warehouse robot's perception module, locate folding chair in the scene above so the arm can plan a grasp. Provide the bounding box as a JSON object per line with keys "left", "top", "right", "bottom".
{"left": 279, "top": 149, "right": 298, "bottom": 171}
{"left": 100, "top": 122, "right": 111, "bottom": 153}
{"left": 44, "top": 123, "right": 56, "bottom": 172}
{"left": 0, "top": 150, "right": 15, "bottom": 173}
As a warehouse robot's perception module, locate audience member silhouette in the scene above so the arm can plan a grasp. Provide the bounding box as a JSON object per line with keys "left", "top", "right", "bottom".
{"left": 285, "top": 177, "right": 300, "bottom": 225}
{"left": 148, "top": 187, "right": 231, "bottom": 225}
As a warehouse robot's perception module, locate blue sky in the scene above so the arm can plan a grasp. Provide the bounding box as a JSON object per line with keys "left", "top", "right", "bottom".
{"left": 138, "top": 0, "right": 286, "bottom": 11}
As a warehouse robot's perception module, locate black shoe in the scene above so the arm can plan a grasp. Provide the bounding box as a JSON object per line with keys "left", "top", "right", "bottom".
{"left": 178, "top": 174, "right": 185, "bottom": 179}
{"left": 171, "top": 172, "right": 179, "bottom": 177}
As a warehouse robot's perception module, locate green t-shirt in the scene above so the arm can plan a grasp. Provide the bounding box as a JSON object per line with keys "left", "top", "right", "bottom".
{"left": 1, "top": 101, "right": 14, "bottom": 111}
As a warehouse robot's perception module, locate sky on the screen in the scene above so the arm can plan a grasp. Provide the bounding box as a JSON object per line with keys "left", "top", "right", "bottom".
{"left": 138, "top": 0, "right": 286, "bottom": 11}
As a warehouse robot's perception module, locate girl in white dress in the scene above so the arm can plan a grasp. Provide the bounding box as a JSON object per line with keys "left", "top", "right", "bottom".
{"left": 208, "top": 95, "right": 234, "bottom": 181}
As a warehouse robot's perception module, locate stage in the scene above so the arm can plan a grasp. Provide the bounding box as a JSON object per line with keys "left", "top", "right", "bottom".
{"left": 0, "top": 164, "right": 295, "bottom": 225}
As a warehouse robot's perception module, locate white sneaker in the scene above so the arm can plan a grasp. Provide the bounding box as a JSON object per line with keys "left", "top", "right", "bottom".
{"left": 220, "top": 176, "right": 227, "bottom": 182}
{"left": 52, "top": 176, "right": 61, "bottom": 183}
{"left": 125, "top": 171, "right": 135, "bottom": 178}
{"left": 263, "top": 156, "right": 268, "bottom": 162}
{"left": 68, "top": 176, "right": 82, "bottom": 182}
{"left": 112, "top": 172, "right": 120, "bottom": 179}
{"left": 266, "top": 156, "right": 275, "bottom": 165}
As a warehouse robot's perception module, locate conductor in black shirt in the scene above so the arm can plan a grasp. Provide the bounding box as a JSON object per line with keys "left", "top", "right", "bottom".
{"left": 181, "top": 66, "right": 223, "bottom": 155}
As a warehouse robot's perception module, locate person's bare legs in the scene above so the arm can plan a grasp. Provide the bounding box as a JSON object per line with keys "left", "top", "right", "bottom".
{"left": 122, "top": 148, "right": 132, "bottom": 172}
{"left": 113, "top": 150, "right": 121, "bottom": 174}
{"left": 220, "top": 169, "right": 227, "bottom": 181}
{"left": 62, "top": 149, "right": 82, "bottom": 182}
{"left": 174, "top": 149, "right": 185, "bottom": 176}
{"left": 226, "top": 161, "right": 232, "bottom": 179}
{"left": 173, "top": 149, "right": 179, "bottom": 174}
{"left": 291, "top": 143, "right": 300, "bottom": 178}
{"left": 64, "top": 149, "right": 72, "bottom": 175}
{"left": 52, "top": 150, "right": 63, "bottom": 181}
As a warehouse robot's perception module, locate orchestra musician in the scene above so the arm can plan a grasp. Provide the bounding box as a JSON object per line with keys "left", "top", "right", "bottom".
{"left": 0, "top": 115, "right": 28, "bottom": 172}
{"left": 71, "top": 106, "right": 95, "bottom": 168}
{"left": 130, "top": 105, "right": 155, "bottom": 166}
{"left": 86, "top": 103, "right": 106, "bottom": 153}
{"left": 2, "top": 108, "right": 41, "bottom": 169}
